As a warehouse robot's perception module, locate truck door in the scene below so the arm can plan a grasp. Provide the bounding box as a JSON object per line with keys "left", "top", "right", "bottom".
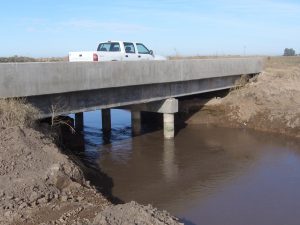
{"left": 136, "top": 43, "right": 154, "bottom": 60}
{"left": 123, "top": 42, "right": 138, "bottom": 61}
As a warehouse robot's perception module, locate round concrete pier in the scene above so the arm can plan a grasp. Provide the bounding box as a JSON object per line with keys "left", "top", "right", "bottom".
{"left": 163, "top": 113, "right": 174, "bottom": 139}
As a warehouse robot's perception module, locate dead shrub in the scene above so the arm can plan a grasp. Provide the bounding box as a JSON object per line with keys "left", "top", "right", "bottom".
{"left": 0, "top": 98, "right": 40, "bottom": 129}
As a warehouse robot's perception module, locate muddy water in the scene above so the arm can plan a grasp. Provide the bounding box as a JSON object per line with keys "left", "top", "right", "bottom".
{"left": 78, "top": 110, "right": 300, "bottom": 225}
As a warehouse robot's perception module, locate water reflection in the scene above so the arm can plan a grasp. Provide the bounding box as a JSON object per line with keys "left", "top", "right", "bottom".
{"left": 163, "top": 139, "right": 178, "bottom": 182}
{"left": 97, "top": 127, "right": 300, "bottom": 225}
{"left": 97, "top": 127, "right": 259, "bottom": 210}
{"left": 71, "top": 110, "right": 132, "bottom": 164}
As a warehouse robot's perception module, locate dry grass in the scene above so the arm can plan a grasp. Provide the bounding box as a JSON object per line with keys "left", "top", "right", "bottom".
{"left": 230, "top": 74, "right": 252, "bottom": 91}
{"left": 0, "top": 55, "right": 67, "bottom": 63}
{"left": 168, "top": 55, "right": 262, "bottom": 60}
{"left": 0, "top": 98, "right": 40, "bottom": 129}
{"left": 265, "top": 56, "right": 300, "bottom": 69}
{"left": 169, "top": 55, "right": 300, "bottom": 66}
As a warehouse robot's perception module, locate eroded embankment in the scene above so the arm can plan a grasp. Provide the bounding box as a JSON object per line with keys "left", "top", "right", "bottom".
{"left": 0, "top": 99, "right": 182, "bottom": 225}
{"left": 185, "top": 57, "right": 300, "bottom": 138}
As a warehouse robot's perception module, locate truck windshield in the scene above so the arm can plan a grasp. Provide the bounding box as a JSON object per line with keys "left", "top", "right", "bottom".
{"left": 97, "top": 42, "right": 120, "bottom": 52}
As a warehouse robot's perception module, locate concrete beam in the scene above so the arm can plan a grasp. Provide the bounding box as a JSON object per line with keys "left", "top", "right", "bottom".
{"left": 25, "top": 75, "right": 240, "bottom": 118}
{"left": 124, "top": 98, "right": 178, "bottom": 114}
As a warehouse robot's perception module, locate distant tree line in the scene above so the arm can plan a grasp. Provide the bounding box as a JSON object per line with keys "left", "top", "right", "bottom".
{"left": 0, "top": 55, "right": 67, "bottom": 63}
{"left": 283, "top": 48, "right": 296, "bottom": 56}
{"left": 0, "top": 55, "right": 36, "bottom": 63}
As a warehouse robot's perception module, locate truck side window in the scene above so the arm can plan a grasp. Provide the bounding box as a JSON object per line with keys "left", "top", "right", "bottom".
{"left": 124, "top": 42, "right": 135, "bottom": 54}
{"left": 136, "top": 43, "right": 150, "bottom": 54}
{"left": 109, "top": 43, "right": 120, "bottom": 52}
{"left": 97, "top": 42, "right": 120, "bottom": 52}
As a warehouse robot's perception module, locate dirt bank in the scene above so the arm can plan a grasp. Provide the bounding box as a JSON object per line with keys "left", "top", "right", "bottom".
{"left": 0, "top": 100, "right": 181, "bottom": 225}
{"left": 0, "top": 125, "right": 110, "bottom": 224}
{"left": 185, "top": 57, "right": 300, "bottom": 138}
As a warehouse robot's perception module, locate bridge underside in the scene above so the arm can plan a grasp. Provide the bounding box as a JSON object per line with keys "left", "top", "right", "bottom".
{"left": 26, "top": 74, "right": 243, "bottom": 118}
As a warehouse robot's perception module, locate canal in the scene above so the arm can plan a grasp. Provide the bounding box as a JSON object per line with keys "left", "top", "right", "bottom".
{"left": 72, "top": 109, "right": 300, "bottom": 225}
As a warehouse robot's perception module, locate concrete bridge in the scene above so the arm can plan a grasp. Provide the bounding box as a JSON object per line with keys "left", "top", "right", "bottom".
{"left": 0, "top": 58, "right": 263, "bottom": 138}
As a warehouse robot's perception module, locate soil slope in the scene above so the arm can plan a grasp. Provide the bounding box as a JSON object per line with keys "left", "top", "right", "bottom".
{"left": 186, "top": 57, "right": 300, "bottom": 138}
{"left": 0, "top": 126, "right": 111, "bottom": 225}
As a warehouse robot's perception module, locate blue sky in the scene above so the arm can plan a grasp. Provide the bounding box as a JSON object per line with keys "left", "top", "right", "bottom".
{"left": 1, "top": 0, "right": 299, "bottom": 57}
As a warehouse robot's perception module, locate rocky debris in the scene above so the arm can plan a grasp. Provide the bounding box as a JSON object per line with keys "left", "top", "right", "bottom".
{"left": 93, "top": 201, "right": 183, "bottom": 225}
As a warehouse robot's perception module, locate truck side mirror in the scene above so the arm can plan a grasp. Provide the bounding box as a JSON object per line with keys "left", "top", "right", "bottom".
{"left": 149, "top": 50, "right": 154, "bottom": 56}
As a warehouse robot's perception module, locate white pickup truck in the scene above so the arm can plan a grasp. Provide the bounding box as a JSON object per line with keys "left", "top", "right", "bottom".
{"left": 69, "top": 41, "right": 166, "bottom": 62}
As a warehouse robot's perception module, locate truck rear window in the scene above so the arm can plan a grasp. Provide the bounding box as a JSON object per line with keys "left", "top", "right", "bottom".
{"left": 97, "top": 42, "right": 121, "bottom": 52}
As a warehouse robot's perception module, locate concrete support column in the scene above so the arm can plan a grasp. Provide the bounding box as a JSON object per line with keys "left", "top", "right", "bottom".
{"left": 131, "top": 111, "right": 141, "bottom": 136}
{"left": 163, "top": 113, "right": 175, "bottom": 139}
{"left": 102, "top": 109, "right": 111, "bottom": 144}
{"left": 123, "top": 98, "right": 178, "bottom": 139}
{"left": 75, "top": 112, "right": 84, "bottom": 132}
{"left": 101, "top": 109, "right": 111, "bottom": 133}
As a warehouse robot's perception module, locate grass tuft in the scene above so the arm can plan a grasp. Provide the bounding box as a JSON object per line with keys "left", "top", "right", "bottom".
{"left": 0, "top": 98, "right": 39, "bottom": 129}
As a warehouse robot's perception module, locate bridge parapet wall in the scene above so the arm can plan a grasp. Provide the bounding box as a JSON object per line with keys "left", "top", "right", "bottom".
{"left": 0, "top": 58, "right": 264, "bottom": 98}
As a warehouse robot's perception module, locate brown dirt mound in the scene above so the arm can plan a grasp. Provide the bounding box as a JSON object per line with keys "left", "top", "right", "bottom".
{"left": 0, "top": 97, "right": 110, "bottom": 224}
{"left": 186, "top": 57, "right": 300, "bottom": 138}
{"left": 0, "top": 125, "right": 110, "bottom": 225}
{"left": 93, "top": 201, "right": 183, "bottom": 225}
